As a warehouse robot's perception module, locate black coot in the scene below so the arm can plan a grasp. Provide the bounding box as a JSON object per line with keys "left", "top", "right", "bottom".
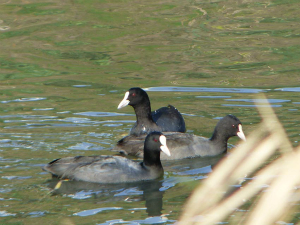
{"left": 43, "top": 132, "right": 171, "bottom": 183}
{"left": 118, "top": 87, "right": 186, "bottom": 136}
{"left": 115, "top": 115, "right": 246, "bottom": 160}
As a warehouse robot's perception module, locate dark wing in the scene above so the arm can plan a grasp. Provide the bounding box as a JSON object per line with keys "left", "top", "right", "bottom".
{"left": 43, "top": 156, "right": 125, "bottom": 180}
{"left": 152, "top": 105, "right": 186, "bottom": 133}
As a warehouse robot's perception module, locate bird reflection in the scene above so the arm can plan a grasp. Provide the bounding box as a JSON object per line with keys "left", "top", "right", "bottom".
{"left": 45, "top": 178, "right": 164, "bottom": 216}
{"left": 44, "top": 153, "right": 227, "bottom": 217}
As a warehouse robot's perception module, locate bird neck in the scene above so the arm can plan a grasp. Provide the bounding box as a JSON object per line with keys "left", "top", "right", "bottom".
{"left": 143, "top": 149, "right": 162, "bottom": 168}
{"left": 210, "top": 128, "right": 229, "bottom": 150}
{"left": 133, "top": 100, "right": 155, "bottom": 124}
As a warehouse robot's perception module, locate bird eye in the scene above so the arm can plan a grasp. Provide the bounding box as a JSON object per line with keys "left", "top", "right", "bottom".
{"left": 153, "top": 138, "right": 158, "bottom": 142}
{"left": 232, "top": 124, "right": 235, "bottom": 128}
{"left": 131, "top": 93, "right": 136, "bottom": 97}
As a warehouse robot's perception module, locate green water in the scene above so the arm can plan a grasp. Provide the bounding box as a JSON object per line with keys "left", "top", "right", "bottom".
{"left": 0, "top": 0, "right": 300, "bottom": 224}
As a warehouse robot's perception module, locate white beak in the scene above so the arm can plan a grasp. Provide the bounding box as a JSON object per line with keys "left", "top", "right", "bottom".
{"left": 159, "top": 135, "right": 171, "bottom": 156}
{"left": 237, "top": 124, "right": 246, "bottom": 141}
{"left": 117, "top": 91, "right": 130, "bottom": 109}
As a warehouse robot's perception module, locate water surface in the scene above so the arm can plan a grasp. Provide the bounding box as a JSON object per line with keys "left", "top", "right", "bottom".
{"left": 1, "top": 0, "right": 300, "bottom": 224}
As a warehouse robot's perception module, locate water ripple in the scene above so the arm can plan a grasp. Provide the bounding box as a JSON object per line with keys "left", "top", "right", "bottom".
{"left": 68, "top": 190, "right": 96, "bottom": 200}
{"left": 196, "top": 96, "right": 231, "bottom": 98}
{"left": 133, "top": 216, "right": 169, "bottom": 224}
{"left": 1, "top": 97, "right": 46, "bottom": 103}
{"left": 0, "top": 210, "right": 16, "bottom": 217}
{"left": 224, "top": 99, "right": 290, "bottom": 103}
{"left": 28, "top": 211, "right": 48, "bottom": 218}
{"left": 173, "top": 166, "right": 212, "bottom": 175}
{"left": 222, "top": 104, "right": 282, "bottom": 108}
{"left": 144, "top": 86, "right": 265, "bottom": 93}
{"left": 1, "top": 176, "right": 32, "bottom": 180}
{"left": 68, "top": 142, "right": 104, "bottom": 151}
{"left": 97, "top": 219, "right": 138, "bottom": 225}
{"left": 74, "top": 207, "right": 122, "bottom": 217}
{"left": 0, "top": 115, "right": 57, "bottom": 119}
{"left": 114, "top": 187, "right": 143, "bottom": 196}
{"left": 74, "top": 111, "right": 133, "bottom": 117}
{"left": 275, "top": 87, "right": 300, "bottom": 92}
{"left": 73, "top": 85, "right": 92, "bottom": 88}
{"left": 33, "top": 108, "right": 54, "bottom": 111}
{"left": 221, "top": 98, "right": 290, "bottom": 107}
{"left": 97, "top": 216, "right": 173, "bottom": 225}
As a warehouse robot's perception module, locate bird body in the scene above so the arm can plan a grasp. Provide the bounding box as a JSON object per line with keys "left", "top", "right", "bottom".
{"left": 43, "top": 132, "right": 170, "bottom": 183}
{"left": 115, "top": 115, "right": 246, "bottom": 160}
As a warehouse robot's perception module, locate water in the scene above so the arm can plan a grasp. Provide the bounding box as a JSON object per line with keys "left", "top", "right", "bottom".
{"left": 1, "top": 0, "right": 300, "bottom": 224}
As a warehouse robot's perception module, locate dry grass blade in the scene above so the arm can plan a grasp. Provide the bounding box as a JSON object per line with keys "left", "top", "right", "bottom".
{"left": 178, "top": 124, "right": 273, "bottom": 218}
{"left": 255, "top": 94, "right": 294, "bottom": 153}
{"left": 177, "top": 95, "right": 298, "bottom": 225}
{"left": 245, "top": 145, "right": 300, "bottom": 225}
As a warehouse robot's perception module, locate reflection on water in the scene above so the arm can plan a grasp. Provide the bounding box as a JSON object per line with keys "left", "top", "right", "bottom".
{"left": 74, "top": 207, "right": 123, "bottom": 217}
{"left": 222, "top": 98, "right": 291, "bottom": 108}
{"left": 1, "top": 97, "right": 47, "bottom": 103}
{"left": 40, "top": 155, "right": 220, "bottom": 222}
{"left": 97, "top": 217, "right": 172, "bottom": 225}
{"left": 1, "top": 84, "right": 299, "bottom": 223}
{"left": 222, "top": 104, "right": 283, "bottom": 107}
{"left": 1, "top": 0, "right": 300, "bottom": 224}
{"left": 0, "top": 211, "right": 16, "bottom": 217}
{"left": 224, "top": 99, "right": 290, "bottom": 103}
{"left": 275, "top": 87, "right": 300, "bottom": 92}
{"left": 196, "top": 96, "right": 231, "bottom": 99}
{"left": 173, "top": 166, "right": 212, "bottom": 176}
{"left": 1, "top": 112, "right": 134, "bottom": 130}
{"left": 74, "top": 112, "right": 133, "bottom": 117}
{"left": 46, "top": 179, "right": 166, "bottom": 217}
{"left": 145, "top": 86, "right": 265, "bottom": 93}
{"left": 1, "top": 85, "right": 299, "bottom": 223}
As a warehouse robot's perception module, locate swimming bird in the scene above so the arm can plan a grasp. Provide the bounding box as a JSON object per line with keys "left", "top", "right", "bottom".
{"left": 43, "top": 132, "right": 171, "bottom": 183}
{"left": 115, "top": 115, "right": 246, "bottom": 160}
{"left": 118, "top": 87, "right": 186, "bottom": 136}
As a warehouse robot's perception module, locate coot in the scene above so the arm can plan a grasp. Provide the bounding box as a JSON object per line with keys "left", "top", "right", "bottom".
{"left": 118, "top": 87, "right": 186, "bottom": 136}
{"left": 43, "top": 132, "right": 171, "bottom": 183}
{"left": 115, "top": 115, "right": 246, "bottom": 160}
